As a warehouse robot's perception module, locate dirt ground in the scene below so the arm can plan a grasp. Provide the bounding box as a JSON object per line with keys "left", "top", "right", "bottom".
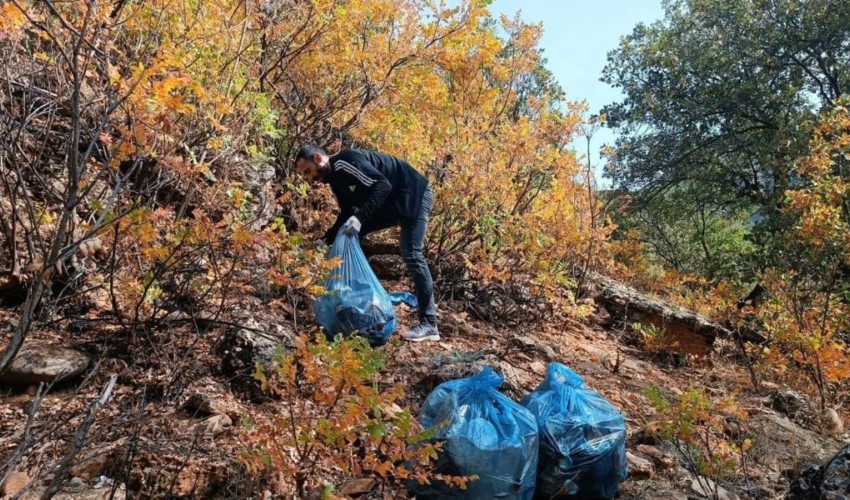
{"left": 1, "top": 278, "right": 847, "bottom": 499}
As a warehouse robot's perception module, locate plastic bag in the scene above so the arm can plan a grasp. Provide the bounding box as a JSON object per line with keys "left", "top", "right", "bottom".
{"left": 389, "top": 291, "right": 417, "bottom": 308}
{"left": 410, "top": 367, "right": 539, "bottom": 499}
{"left": 521, "top": 363, "right": 627, "bottom": 499}
{"left": 315, "top": 232, "right": 396, "bottom": 346}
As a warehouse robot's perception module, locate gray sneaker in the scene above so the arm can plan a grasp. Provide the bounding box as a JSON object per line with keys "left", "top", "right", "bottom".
{"left": 401, "top": 322, "right": 440, "bottom": 342}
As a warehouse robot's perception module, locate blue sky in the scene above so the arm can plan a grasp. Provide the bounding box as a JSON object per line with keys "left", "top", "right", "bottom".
{"left": 487, "top": 0, "right": 665, "bottom": 184}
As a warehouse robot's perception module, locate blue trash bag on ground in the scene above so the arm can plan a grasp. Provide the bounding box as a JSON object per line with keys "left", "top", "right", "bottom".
{"left": 315, "top": 232, "right": 396, "bottom": 347}
{"left": 409, "top": 367, "right": 539, "bottom": 499}
{"left": 521, "top": 363, "right": 628, "bottom": 499}
{"left": 389, "top": 291, "right": 417, "bottom": 308}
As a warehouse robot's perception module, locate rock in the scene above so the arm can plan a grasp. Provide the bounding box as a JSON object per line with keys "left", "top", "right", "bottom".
{"left": 632, "top": 422, "right": 663, "bottom": 446}
{"left": 636, "top": 444, "right": 676, "bottom": 468}
{"left": 429, "top": 351, "right": 500, "bottom": 386}
{"left": 243, "top": 162, "right": 276, "bottom": 191}
{"left": 67, "top": 476, "right": 87, "bottom": 493}
{"left": 183, "top": 392, "right": 243, "bottom": 421}
{"left": 361, "top": 240, "right": 399, "bottom": 257}
{"left": 220, "top": 318, "right": 294, "bottom": 375}
{"left": 242, "top": 162, "right": 277, "bottom": 231}
{"left": 165, "top": 310, "right": 189, "bottom": 322}
{"left": 821, "top": 444, "right": 850, "bottom": 496}
{"left": 690, "top": 477, "right": 739, "bottom": 500}
{"left": 339, "top": 478, "right": 376, "bottom": 496}
{"left": 530, "top": 360, "right": 547, "bottom": 376}
{"left": 68, "top": 320, "right": 92, "bottom": 334}
{"left": 71, "top": 440, "right": 126, "bottom": 481}
{"left": 820, "top": 408, "right": 843, "bottom": 435}
{"left": 0, "top": 344, "right": 89, "bottom": 384}
{"left": 1, "top": 471, "right": 31, "bottom": 496}
{"left": 165, "top": 310, "right": 218, "bottom": 328}
{"left": 27, "top": 481, "right": 128, "bottom": 500}
{"left": 192, "top": 414, "right": 232, "bottom": 437}
{"left": 641, "top": 490, "right": 687, "bottom": 500}
{"left": 768, "top": 389, "right": 815, "bottom": 428}
{"left": 622, "top": 358, "right": 651, "bottom": 374}
{"left": 379, "top": 402, "right": 404, "bottom": 419}
{"left": 760, "top": 381, "right": 780, "bottom": 391}
{"left": 509, "top": 335, "right": 556, "bottom": 360}
{"left": 498, "top": 360, "right": 535, "bottom": 393}
{"left": 748, "top": 412, "right": 831, "bottom": 476}
{"left": 65, "top": 480, "right": 127, "bottom": 500}
{"left": 790, "top": 464, "right": 823, "bottom": 499}
{"left": 368, "top": 254, "right": 405, "bottom": 280}
{"left": 590, "top": 305, "right": 611, "bottom": 326}
{"left": 627, "top": 451, "right": 654, "bottom": 479}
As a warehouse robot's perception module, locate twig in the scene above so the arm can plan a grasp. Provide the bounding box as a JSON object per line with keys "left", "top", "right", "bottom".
{"left": 40, "top": 375, "right": 117, "bottom": 499}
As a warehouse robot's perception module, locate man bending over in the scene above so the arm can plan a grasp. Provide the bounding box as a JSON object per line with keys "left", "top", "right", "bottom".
{"left": 294, "top": 145, "right": 439, "bottom": 342}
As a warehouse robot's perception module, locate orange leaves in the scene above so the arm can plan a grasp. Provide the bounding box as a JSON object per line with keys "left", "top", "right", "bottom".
{"left": 787, "top": 98, "right": 850, "bottom": 256}
{"left": 646, "top": 386, "right": 747, "bottom": 482}
{"left": 0, "top": 2, "right": 33, "bottom": 41}
{"left": 349, "top": 3, "right": 592, "bottom": 290}
{"left": 239, "top": 335, "right": 443, "bottom": 495}
{"left": 1, "top": 3, "right": 26, "bottom": 27}
{"left": 753, "top": 98, "right": 850, "bottom": 404}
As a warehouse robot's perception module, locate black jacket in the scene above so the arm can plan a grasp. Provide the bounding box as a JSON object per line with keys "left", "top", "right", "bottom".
{"left": 322, "top": 149, "right": 429, "bottom": 244}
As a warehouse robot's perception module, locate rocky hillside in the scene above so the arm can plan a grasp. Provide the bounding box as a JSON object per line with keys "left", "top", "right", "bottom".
{"left": 1, "top": 247, "right": 847, "bottom": 498}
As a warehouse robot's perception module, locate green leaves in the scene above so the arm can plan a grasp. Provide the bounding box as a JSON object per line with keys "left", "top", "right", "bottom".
{"left": 603, "top": 0, "right": 850, "bottom": 252}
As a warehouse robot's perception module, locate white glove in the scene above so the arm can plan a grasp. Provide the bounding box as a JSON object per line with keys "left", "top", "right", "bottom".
{"left": 342, "top": 215, "right": 361, "bottom": 235}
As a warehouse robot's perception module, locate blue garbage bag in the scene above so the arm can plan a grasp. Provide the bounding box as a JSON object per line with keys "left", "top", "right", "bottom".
{"left": 389, "top": 291, "right": 417, "bottom": 308}
{"left": 315, "top": 232, "right": 396, "bottom": 347}
{"left": 521, "top": 363, "right": 627, "bottom": 499}
{"left": 410, "top": 367, "right": 539, "bottom": 499}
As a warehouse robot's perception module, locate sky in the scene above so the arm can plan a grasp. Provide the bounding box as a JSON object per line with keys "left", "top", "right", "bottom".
{"left": 487, "top": 0, "right": 666, "bottom": 184}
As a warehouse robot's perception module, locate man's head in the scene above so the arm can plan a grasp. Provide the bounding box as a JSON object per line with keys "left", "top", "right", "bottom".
{"left": 294, "top": 145, "right": 329, "bottom": 183}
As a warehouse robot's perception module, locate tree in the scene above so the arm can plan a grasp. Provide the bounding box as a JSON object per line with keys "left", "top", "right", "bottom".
{"left": 602, "top": 0, "right": 850, "bottom": 232}
{"left": 613, "top": 183, "right": 757, "bottom": 283}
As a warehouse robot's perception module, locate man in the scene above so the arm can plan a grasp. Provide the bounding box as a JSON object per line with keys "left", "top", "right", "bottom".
{"left": 294, "top": 145, "right": 439, "bottom": 342}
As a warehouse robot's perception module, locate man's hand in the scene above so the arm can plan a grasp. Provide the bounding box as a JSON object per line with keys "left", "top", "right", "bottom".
{"left": 342, "top": 215, "right": 361, "bottom": 235}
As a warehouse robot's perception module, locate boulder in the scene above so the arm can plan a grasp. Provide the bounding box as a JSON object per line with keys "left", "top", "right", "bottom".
{"left": 748, "top": 411, "right": 836, "bottom": 497}
{"left": 368, "top": 254, "right": 405, "bottom": 281}
{"left": 820, "top": 408, "right": 843, "bottom": 435}
{"left": 690, "top": 477, "right": 739, "bottom": 500}
{"left": 220, "top": 318, "right": 294, "bottom": 375}
{"left": 636, "top": 444, "right": 676, "bottom": 469}
{"left": 627, "top": 451, "right": 655, "bottom": 479}
{"left": 790, "top": 444, "right": 850, "bottom": 499}
{"left": 768, "top": 390, "right": 816, "bottom": 429}
{"left": 429, "top": 351, "right": 501, "bottom": 386}
{"left": 182, "top": 392, "right": 243, "bottom": 421}
{"left": 0, "top": 344, "right": 89, "bottom": 384}
{"left": 191, "top": 414, "right": 232, "bottom": 437}
{"left": 508, "top": 335, "right": 556, "bottom": 360}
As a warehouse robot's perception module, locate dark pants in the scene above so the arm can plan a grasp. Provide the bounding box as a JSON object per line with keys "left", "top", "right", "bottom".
{"left": 361, "top": 189, "right": 437, "bottom": 324}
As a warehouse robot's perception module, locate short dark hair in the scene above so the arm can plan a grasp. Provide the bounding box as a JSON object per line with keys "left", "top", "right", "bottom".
{"left": 295, "top": 145, "right": 326, "bottom": 162}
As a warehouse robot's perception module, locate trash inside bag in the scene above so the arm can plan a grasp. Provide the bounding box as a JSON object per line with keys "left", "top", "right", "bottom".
{"left": 315, "top": 232, "right": 396, "bottom": 347}
{"left": 521, "top": 363, "right": 627, "bottom": 499}
{"left": 409, "top": 367, "right": 539, "bottom": 499}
